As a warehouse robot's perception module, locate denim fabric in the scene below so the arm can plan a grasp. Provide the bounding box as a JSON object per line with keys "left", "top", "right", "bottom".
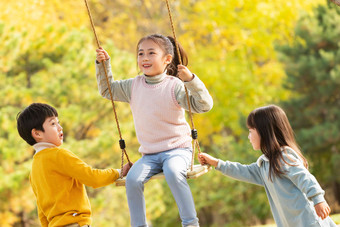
{"left": 126, "top": 147, "right": 199, "bottom": 227}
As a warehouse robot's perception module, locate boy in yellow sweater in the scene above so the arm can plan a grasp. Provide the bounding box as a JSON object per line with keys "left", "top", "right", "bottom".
{"left": 16, "top": 103, "right": 131, "bottom": 227}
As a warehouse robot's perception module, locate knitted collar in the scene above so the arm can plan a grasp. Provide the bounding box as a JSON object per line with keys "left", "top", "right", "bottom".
{"left": 256, "top": 154, "right": 269, "bottom": 167}
{"left": 33, "top": 142, "right": 56, "bottom": 154}
{"left": 256, "top": 147, "right": 299, "bottom": 167}
{"left": 144, "top": 71, "right": 168, "bottom": 84}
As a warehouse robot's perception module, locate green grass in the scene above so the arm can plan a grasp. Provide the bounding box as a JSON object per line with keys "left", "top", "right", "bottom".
{"left": 251, "top": 213, "right": 340, "bottom": 226}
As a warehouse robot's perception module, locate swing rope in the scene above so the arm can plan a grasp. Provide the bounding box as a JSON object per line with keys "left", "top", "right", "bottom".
{"left": 84, "top": 0, "right": 132, "bottom": 177}
{"left": 165, "top": 0, "right": 202, "bottom": 171}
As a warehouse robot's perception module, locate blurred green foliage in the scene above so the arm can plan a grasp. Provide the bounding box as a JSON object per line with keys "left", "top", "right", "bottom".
{"left": 1, "top": 0, "right": 338, "bottom": 226}
{"left": 278, "top": 1, "right": 340, "bottom": 208}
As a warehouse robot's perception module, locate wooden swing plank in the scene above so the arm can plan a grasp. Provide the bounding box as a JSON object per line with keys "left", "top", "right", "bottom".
{"left": 115, "top": 164, "right": 211, "bottom": 187}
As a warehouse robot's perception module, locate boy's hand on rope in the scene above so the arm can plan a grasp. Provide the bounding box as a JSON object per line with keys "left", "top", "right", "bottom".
{"left": 177, "top": 65, "right": 194, "bottom": 82}
{"left": 96, "top": 47, "right": 110, "bottom": 62}
{"left": 122, "top": 162, "right": 133, "bottom": 177}
{"left": 198, "top": 153, "right": 218, "bottom": 168}
{"left": 314, "top": 201, "right": 331, "bottom": 220}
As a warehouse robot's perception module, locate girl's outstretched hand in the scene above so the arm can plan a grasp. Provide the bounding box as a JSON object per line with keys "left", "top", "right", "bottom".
{"left": 198, "top": 153, "right": 219, "bottom": 167}
{"left": 314, "top": 201, "right": 331, "bottom": 220}
{"left": 177, "top": 65, "right": 194, "bottom": 82}
{"left": 96, "top": 47, "right": 110, "bottom": 62}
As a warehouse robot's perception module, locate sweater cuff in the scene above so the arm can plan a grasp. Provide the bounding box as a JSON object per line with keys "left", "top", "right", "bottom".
{"left": 184, "top": 73, "right": 199, "bottom": 86}
{"left": 95, "top": 58, "right": 111, "bottom": 68}
{"left": 215, "top": 159, "right": 225, "bottom": 171}
{"left": 116, "top": 169, "right": 121, "bottom": 178}
{"left": 95, "top": 59, "right": 111, "bottom": 77}
{"left": 311, "top": 193, "right": 325, "bottom": 206}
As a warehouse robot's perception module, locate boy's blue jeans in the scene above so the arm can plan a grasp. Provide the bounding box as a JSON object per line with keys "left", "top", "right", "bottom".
{"left": 125, "top": 147, "right": 199, "bottom": 227}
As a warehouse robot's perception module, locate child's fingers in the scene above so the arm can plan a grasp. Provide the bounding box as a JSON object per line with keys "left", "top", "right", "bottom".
{"left": 315, "top": 203, "right": 331, "bottom": 220}
{"left": 198, "top": 153, "right": 209, "bottom": 165}
{"left": 96, "top": 52, "right": 108, "bottom": 62}
{"left": 198, "top": 158, "right": 206, "bottom": 165}
{"left": 197, "top": 153, "right": 204, "bottom": 161}
{"left": 198, "top": 153, "right": 206, "bottom": 159}
{"left": 319, "top": 211, "right": 325, "bottom": 220}
{"left": 324, "top": 206, "right": 331, "bottom": 219}
{"left": 320, "top": 210, "right": 327, "bottom": 220}
{"left": 96, "top": 57, "right": 105, "bottom": 62}
{"left": 96, "top": 48, "right": 108, "bottom": 56}
{"left": 177, "top": 66, "right": 187, "bottom": 73}
{"left": 96, "top": 51, "right": 106, "bottom": 57}
{"left": 97, "top": 52, "right": 105, "bottom": 57}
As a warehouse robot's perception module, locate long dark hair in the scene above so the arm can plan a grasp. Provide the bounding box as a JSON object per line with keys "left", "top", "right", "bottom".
{"left": 136, "top": 34, "right": 188, "bottom": 77}
{"left": 247, "top": 105, "right": 308, "bottom": 181}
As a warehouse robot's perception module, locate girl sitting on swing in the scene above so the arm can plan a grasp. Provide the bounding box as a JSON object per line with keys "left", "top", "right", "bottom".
{"left": 95, "top": 34, "right": 213, "bottom": 227}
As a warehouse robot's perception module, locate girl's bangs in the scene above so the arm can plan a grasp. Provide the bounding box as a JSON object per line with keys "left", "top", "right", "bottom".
{"left": 247, "top": 112, "right": 256, "bottom": 129}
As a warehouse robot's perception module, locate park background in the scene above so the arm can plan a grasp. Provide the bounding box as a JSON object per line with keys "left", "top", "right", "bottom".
{"left": 0, "top": 0, "right": 340, "bottom": 226}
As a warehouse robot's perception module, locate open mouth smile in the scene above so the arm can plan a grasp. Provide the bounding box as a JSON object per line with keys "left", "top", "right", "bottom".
{"left": 142, "top": 64, "right": 152, "bottom": 68}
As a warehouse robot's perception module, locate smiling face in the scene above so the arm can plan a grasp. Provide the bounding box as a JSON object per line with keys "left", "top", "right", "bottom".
{"left": 32, "top": 116, "right": 63, "bottom": 146}
{"left": 137, "top": 39, "right": 172, "bottom": 76}
{"left": 248, "top": 128, "right": 261, "bottom": 150}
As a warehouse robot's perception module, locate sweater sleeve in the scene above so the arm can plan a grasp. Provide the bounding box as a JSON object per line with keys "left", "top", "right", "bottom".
{"left": 95, "top": 59, "right": 133, "bottom": 103}
{"left": 281, "top": 150, "right": 325, "bottom": 205}
{"left": 56, "top": 148, "right": 120, "bottom": 189}
{"left": 174, "top": 74, "right": 213, "bottom": 113}
{"left": 216, "top": 159, "right": 264, "bottom": 186}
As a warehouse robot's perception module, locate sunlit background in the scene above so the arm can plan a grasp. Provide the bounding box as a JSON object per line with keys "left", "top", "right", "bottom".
{"left": 0, "top": 0, "right": 339, "bottom": 226}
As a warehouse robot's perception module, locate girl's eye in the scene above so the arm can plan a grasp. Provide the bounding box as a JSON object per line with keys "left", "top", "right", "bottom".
{"left": 138, "top": 52, "right": 143, "bottom": 56}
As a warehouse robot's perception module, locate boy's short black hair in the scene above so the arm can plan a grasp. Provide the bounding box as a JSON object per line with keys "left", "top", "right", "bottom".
{"left": 16, "top": 103, "right": 58, "bottom": 145}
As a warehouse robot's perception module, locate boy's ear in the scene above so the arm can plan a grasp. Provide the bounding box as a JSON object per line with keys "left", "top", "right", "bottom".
{"left": 31, "top": 128, "right": 43, "bottom": 141}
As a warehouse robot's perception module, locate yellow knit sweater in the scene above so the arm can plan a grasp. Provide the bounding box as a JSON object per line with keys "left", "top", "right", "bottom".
{"left": 30, "top": 147, "right": 120, "bottom": 227}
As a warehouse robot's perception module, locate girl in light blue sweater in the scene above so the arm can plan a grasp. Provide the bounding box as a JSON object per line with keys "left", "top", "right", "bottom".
{"left": 199, "top": 105, "right": 336, "bottom": 227}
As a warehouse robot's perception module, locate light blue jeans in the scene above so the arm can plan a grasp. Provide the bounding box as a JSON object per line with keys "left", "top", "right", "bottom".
{"left": 125, "top": 147, "right": 199, "bottom": 227}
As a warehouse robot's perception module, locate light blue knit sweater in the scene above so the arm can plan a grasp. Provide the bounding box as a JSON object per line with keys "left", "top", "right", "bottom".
{"left": 216, "top": 147, "right": 337, "bottom": 227}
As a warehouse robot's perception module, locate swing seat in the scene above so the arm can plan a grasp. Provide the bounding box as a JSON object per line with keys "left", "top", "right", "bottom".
{"left": 115, "top": 164, "right": 211, "bottom": 187}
